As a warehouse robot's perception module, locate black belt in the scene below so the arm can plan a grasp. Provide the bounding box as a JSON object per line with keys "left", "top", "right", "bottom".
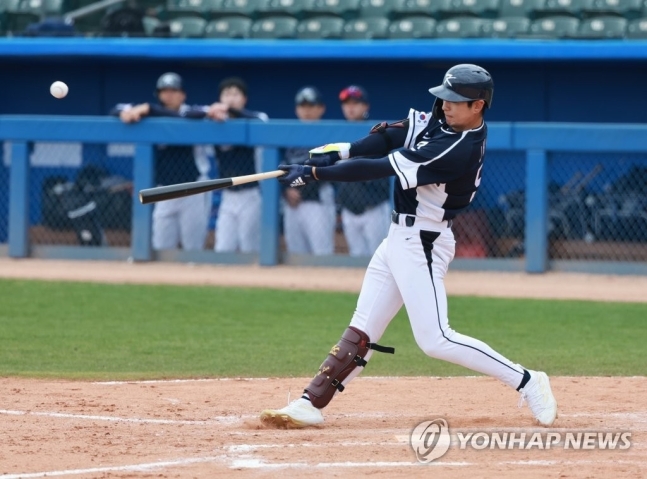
{"left": 391, "top": 210, "right": 416, "bottom": 227}
{"left": 391, "top": 210, "right": 453, "bottom": 229}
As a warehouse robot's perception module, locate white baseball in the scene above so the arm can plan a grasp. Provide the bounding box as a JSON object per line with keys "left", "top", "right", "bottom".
{"left": 50, "top": 81, "right": 69, "bottom": 99}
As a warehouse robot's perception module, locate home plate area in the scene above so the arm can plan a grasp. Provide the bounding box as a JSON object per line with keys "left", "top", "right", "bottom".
{"left": 0, "top": 376, "right": 645, "bottom": 478}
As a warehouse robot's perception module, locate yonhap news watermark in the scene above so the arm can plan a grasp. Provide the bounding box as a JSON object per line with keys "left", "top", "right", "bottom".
{"left": 410, "top": 418, "right": 632, "bottom": 464}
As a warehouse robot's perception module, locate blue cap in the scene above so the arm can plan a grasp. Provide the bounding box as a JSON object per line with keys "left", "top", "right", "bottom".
{"left": 295, "top": 86, "right": 324, "bottom": 105}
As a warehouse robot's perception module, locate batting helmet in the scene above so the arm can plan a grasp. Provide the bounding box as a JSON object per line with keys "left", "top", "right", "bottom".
{"left": 429, "top": 64, "right": 493, "bottom": 118}
{"left": 156, "top": 72, "right": 183, "bottom": 92}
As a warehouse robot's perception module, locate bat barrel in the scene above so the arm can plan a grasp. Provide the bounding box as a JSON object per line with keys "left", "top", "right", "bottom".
{"left": 139, "top": 178, "right": 233, "bottom": 204}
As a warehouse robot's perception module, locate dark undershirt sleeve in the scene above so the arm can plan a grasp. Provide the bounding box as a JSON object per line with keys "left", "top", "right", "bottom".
{"left": 349, "top": 126, "right": 408, "bottom": 158}
{"left": 315, "top": 157, "right": 395, "bottom": 182}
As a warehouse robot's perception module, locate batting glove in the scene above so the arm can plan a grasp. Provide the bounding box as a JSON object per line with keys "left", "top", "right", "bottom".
{"left": 306, "top": 143, "right": 350, "bottom": 167}
{"left": 278, "top": 164, "right": 316, "bottom": 187}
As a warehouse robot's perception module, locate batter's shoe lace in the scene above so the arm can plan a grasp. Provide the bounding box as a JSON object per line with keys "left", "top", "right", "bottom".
{"left": 260, "top": 398, "right": 324, "bottom": 429}
{"left": 518, "top": 370, "right": 558, "bottom": 426}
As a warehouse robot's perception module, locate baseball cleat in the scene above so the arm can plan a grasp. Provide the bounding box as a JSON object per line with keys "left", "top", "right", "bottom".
{"left": 260, "top": 398, "right": 324, "bottom": 429}
{"left": 518, "top": 370, "right": 558, "bottom": 426}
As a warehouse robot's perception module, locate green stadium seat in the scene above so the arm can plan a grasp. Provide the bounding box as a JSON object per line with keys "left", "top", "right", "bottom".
{"left": 575, "top": 14, "right": 627, "bottom": 37}
{"left": 250, "top": 15, "right": 297, "bottom": 37}
{"left": 483, "top": 15, "right": 530, "bottom": 37}
{"left": 389, "top": 15, "right": 436, "bottom": 37}
{"left": 535, "top": 0, "right": 584, "bottom": 18}
{"left": 580, "top": 0, "right": 641, "bottom": 19}
{"left": 498, "top": 0, "right": 544, "bottom": 19}
{"left": 435, "top": 16, "right": 485, "bottom": 37}
{"left": 437, "top": 0, "right": 500, "bottom": 19}
{"left": 302, "top": 0, "right": 360, "bottom": 20}
{"left": 394, "top": 0, "right": 443, "bottom": 19}
{"left": 205, "top": 15, "right": 251, "bottom": 36}
{"left": 142, "top": 15, "right": 162, "bottom": 35}
{"left": 219, "top": 0, "right": 266, "bottom": 19}
{"left": 4, "top": 0, "right": 42, "bottom": 34}
{"left": 164, "top": 0, "right": 215, "bottom": 19}
{"left": 358, "top": 0, "right": 405, "bottom": 18}
{"left": 626, "top": 17, "right": 647, "bottom": 37}
{"left": 168, "top": 15, "right": 206, "bottom": 36}
{"left": 343, "top": 15, "right": 389, "bottom": 37}
{"left": 296, "top": 15, "right": 344, "bottom": 38}
{"left": 257, "top": 0, "right": 315, "bottom": 18}
{"left": 529, "top": 15, "right": 579, "bottom": 37}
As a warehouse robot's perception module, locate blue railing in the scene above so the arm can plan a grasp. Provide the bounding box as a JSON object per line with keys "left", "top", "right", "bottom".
{"left": 2, "top": 115, "right": 647, "bottom": 273}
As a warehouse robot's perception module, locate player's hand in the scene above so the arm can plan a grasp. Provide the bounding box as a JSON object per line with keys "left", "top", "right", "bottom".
{"left": 278, "top": 164, "right": 316, "bottom": 188}
{"left": 207, "top": 102, "right": 230, "bottom": 121}
{"left": 306, "top": 143, "right": 351, "bottom": 167}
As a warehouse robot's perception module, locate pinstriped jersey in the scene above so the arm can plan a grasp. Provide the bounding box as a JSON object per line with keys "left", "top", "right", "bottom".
{"left": 388, "top": 108, "right": 487, "bottom": 221}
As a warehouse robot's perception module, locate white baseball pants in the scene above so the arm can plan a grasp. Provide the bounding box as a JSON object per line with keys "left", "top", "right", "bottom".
{"left": 283, "top": 184, "right": 336, "bottom": 255}
{"left": 341, "top": 201, "right": 391, "bottom": 257}
{"left": 152, "top": 193, "right": 209, "bottom": 250}
{"left": 215, "top": 187, "right": 261, "bottom": 253}
{"left": 344, "top": 216, "right": 526, "bottom": 389}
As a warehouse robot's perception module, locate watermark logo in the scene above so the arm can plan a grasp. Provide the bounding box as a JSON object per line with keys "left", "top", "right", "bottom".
{"left": 410, "top": 418, "right": 632, "bottom": 464}
{"left": 409, "top": 418, "right": 451, "bottom": 463}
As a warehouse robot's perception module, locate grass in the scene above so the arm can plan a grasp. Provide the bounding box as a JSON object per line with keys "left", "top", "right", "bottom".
{"left": 0, "top": 279, "right": 645, "bottom": 379}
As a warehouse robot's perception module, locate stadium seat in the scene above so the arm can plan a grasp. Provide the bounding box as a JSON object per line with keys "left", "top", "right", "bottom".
{"left": 3, "top": 0, "right": 41, "bottom": 34}
{"left": 250, "top": 15, "right": 297, "bottom": 38}
{"left": 529, "top": 15, "right": 579, "bottom": 37}
{"left": 437, "top": 0, "right": 500, "bottom": 19}
{"left": 142, "top": 15, "right": 161, "bottom": 35}
{"left": 580, "top": 0, "right": 642, "bottom": 19}
{"left": 626, "top": 17, "right": 647, "bottom": 37}
{"left": 483, "top": 16, "right": 530, "bottom": 37}
{"left": 168, "top": 15, "right": 206, "bottom": 36}
{"left": 343, "top": 16, "right": 389, "bottom": 37}
{"left": 394, "top": 0, "right": 444, "bottom": 19}
{"left": 389, "top": 15, "right": 436, "bottom": 37}
{"left": 302, "top": 0, "right": 361, "bottom": 19}
{"left": 535, "top": 0, "right": 585, "bottom": 18}
{"left": 219, "top": 0, "right": 266, "bottom": 19}
{"left": 498, "top": 0, "right": 544, "bottom": 19}
{"left": 435, "top": 16, "right": 486, "bottom": 37}
{"left": 358, "top": 0, "right": 405, "bottom": 18}
{"left": 164, "top": 0, "right": 215, "bottom": 19}
{"left": 575, "top": 15, "right": 627, "bottom": 37}
{"left": 205, "top": 15, "right": 251, "bottom": 37}
{"left": 296, "top": 15, "right": 344, "bottom": 38}
{"left": 257, "top": 0, "right": 314, "bottom": 18}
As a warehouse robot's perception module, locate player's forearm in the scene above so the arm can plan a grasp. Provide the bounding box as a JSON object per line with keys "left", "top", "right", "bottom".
{"left": 314, "top": 157, "right": 394, "bottom": 182}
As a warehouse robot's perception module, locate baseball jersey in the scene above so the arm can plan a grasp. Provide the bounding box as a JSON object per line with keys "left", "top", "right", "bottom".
{"left": 110, "top": 103, "right": 207, "bottom": 186}
{"left": 388, "top": 109, "right": 487, "bottom": 221}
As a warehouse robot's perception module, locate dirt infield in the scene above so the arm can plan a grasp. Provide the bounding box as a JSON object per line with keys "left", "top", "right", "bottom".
{"left": 1, "top": 258, "right": 646, "bottom": 478}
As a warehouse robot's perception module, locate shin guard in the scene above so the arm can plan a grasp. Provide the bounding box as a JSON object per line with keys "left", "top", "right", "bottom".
{"left": 305, "top": 326, "right": 394, "bottom": 409}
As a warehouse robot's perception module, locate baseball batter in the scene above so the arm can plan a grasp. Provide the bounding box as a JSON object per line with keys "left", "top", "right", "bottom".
{"left": 261, "top": 64, "right": 558, "bottom": 428}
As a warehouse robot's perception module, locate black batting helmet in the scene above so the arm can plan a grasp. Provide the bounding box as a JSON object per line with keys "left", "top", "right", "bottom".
{"left": 156, "top": 72, "right": 183, "bottom": 92}
{"left": 429, "top": 64, "right": 493, "bottom": 119}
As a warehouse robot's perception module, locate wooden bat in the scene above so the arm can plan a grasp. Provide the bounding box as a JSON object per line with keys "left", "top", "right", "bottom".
{"left": 138, "top": 170, "right": 286, "bottom": 204}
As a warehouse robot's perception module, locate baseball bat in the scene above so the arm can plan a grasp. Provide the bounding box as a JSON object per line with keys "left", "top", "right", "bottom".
{"left": 138, "top": 170, "right": 286, "bottom": 204}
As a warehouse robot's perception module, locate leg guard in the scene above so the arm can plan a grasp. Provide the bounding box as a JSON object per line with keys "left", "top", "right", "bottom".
{"left": 305, "top": 326, "right": 394, "bottom": 409}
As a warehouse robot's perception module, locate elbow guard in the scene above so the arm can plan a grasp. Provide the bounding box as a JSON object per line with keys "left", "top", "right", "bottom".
{"left": 369, "top": 119, "right": 409, "bottom": 151}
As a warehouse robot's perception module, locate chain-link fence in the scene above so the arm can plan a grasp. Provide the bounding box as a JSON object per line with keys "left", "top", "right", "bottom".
{"left": 548, "top": 152, "right": 647, "bottom": 262}
{"left": 7, "top": 138, "right": 647, "bottom": 264}
{"left": 29, "top": 142, "right": 133, "bottom": 247}
{"left": 452, "top": 150, "right": 527, "bottom": 259}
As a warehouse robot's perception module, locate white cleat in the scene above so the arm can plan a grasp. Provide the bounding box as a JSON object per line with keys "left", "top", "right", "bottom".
{"left": 260, "top": 398, "right": 324, "bottom": 429}
{"left": 519, "top": 370, "right": 558, "bottom": 426}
